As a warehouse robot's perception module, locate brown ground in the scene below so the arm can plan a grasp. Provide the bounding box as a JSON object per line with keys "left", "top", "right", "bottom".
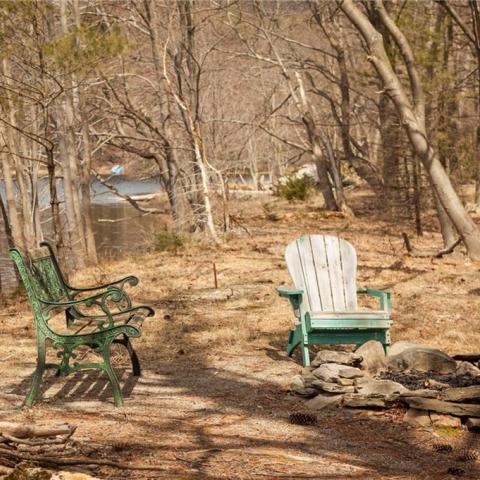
{"left": 1, "top": 189, "right": 480, "bottom": 479}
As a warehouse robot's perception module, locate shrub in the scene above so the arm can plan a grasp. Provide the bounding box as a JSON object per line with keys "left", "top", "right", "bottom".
{"left": 153, "top": 231, "right": 185, "bottom": 252}
{"left": 262, "top": 202, "right": 279, "bottom": 221}
{"left": 275, "top": 174, "right": 315, "bottom": 201}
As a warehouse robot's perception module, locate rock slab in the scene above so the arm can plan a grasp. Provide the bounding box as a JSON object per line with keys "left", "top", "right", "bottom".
{"left": 306, "top": 394, "right": 343, "bottom": 411}
{"left": 404, "top": 397, "right": 480, "bottom": 417}
{"left": 388, "top": 347, "right": 456, "bottom": 374}
{"left": 311, "top": 350, "right": 362, "bottom": 368}
{"left": 356, "top": 340, "right": 387, "bottom": 373}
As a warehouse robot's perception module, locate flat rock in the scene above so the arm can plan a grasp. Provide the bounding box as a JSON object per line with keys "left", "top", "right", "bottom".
{"left": 339, "top": 366, "right": 364, "bottom": 379}
{"left": 399, "top": 389, "right": 439, "bottom": 399}
{"left": 440, "top": 385, "right": 480, "bottom": 402}
{"left": 356, "top": 340, "right": 387, "bottom": 373}
{"left": 355, "top": 378, "right": 409, "bottom": 396}
{"left": 311, "top": 350, "right": 362, "bottom": 368}
{"left": 337, "top": 378, "right": 355, "bottom": 386}
{"left": 306, "top": 394, "right": 343, "bottom": 411}
{"left": 311, "top": 380, "right": 355, "bottom": 393}
{"left": 430, "top": 413, "right": 462, "bottom": 428}
{"left": 312, "top": 363, "right": 343, "bottom": 382}
{"left": 388, "top": 347, "right": 456, "bottom": 374}
{"left": 403, "top": 408, "right": 431, "bottom": 427}
{"left": 342, "top": 394, "right": 386, "bottom": 408}
{"left": 456, "top": 361, "right": 480, "bottom": 377}
{"left": 404, "top": 397, "right": 480, "bottom": 417}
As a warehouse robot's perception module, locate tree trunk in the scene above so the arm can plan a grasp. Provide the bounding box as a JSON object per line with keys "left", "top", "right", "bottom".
{"left": 339, "top": 0, "right": 480, "bottom": 259}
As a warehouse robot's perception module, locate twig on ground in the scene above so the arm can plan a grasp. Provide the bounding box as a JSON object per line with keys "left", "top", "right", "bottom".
{"left": 401, "top": 232, "right": 462, "bottom": 258}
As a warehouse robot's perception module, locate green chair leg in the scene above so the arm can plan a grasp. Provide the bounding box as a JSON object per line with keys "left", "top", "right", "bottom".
{"left": 102, "top": 341, "right": 123, "bottom": 407}
{"left": 286, "top": 325, "right": 301, "bottom": 357}
{"left": 24, "top": 338, "right": 46, "bottom": 407}
{"left": 301, "top": 343, "right": 310, "bottom": 367}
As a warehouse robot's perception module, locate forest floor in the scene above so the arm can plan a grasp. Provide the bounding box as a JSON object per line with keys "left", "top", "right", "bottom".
{"left": 2, "top": 188, "right": 480, "bottom": 479}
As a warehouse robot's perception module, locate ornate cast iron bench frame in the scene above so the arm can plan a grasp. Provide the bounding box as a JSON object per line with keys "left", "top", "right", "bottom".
{"left": 10, "top": 242, "right": 155, "bottom": 407}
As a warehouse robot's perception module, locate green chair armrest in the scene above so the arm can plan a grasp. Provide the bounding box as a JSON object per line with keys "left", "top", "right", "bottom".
{"left": 277, "top": 287, "right": 304, "bottom": 298}
{"left": 277, "top": 288, "right": 303, "bottom": 311}
{"left": 358, "top": 287, "right": 392, "bottom": 312}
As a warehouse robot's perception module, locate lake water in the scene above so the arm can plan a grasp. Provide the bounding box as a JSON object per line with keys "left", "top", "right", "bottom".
{"left": 0, "top": 177, "right": 166, "bottom": 294}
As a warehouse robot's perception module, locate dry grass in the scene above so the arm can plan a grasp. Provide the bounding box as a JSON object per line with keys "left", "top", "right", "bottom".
{"left": 1, "top": 189, "right": 480, "bottom": 479}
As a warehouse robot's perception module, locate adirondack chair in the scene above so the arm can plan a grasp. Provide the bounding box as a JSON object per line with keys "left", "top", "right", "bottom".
{"left": 277, "top": 235, "right": 392, "bottom": 366}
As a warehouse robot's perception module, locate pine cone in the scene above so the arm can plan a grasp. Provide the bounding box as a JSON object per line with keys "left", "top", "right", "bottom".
{"left": 447, "top": 466, "right": 465, "bottom": 476}
{"left": 289, "top": 412, "right": 317, "bottom": 426}
{"left": 457, "top": 449, "right": 478, "bottom": 462}
{"left": 433, "top": 443, "right": 453, "bottom": 454}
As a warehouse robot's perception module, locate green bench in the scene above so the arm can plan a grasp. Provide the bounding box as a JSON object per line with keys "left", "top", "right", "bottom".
{"left": 9, "top": 242, "right": 154, "bottom": 407}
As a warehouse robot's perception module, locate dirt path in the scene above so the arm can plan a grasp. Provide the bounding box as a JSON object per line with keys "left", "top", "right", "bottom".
{"left": 1, "top": 191, "right": 480, "bottom": 479}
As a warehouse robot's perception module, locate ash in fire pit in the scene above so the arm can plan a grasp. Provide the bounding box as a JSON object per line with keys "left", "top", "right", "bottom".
{"left": 380, "top": 370, "right": 480, "bottom": 391}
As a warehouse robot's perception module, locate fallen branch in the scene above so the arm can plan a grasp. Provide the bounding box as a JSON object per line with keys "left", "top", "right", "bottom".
{"left": 401, "top": 232, "right": 462, "bottom": 258}
{"left": 0, "top": 447, "right": 202, "bottom": 476}
{"left": 0, "top": 422, "right": 76, "bottom": 441}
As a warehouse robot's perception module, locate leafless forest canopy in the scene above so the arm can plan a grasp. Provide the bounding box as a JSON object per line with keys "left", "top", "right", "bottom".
{"left": 2, "top": 0, "right": 480, "bottom": 269}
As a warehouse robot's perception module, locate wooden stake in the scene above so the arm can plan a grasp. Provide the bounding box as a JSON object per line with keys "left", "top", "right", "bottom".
{"left": 213, "top": 262, "right": 218, "bottom": 289}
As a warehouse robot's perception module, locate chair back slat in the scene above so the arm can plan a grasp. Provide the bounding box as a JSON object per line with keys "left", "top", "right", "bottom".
{"left": 285, "top": 235, "right": 357, "bottom": 312}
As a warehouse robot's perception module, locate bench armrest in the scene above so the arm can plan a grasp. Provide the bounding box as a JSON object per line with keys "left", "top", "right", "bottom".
{"left": 39, "top": 287, "right": 154, "bottom": 329}
{"left": 357, "top": 287, "right": 392, "bottom": 312}
{"left": 69, "top": 275, "right": 139, "bottom": 296}
{"left": 277, "top": 287, "right": 303, "bottom": 310}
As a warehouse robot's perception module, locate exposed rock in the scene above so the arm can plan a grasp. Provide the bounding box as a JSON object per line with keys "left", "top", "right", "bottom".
{"left": 440, "top": 386, "right": 480, "bottom": 402}
{"left": 290, "top": 375, "right": 304, "bottom": 390}
{"left": 343, "top": 394, "right": 386, "bottom": 408}
{"left": 430, "top": 413, "right": 462, "bottom": 428}
{"left": 312, "top": 363, "right": 343, "bottom": 382}
{"left": 456, "top": 361, "right": 480, "bottom": 377}
{"left": 465, "top": 418, "right": 480, "bottom": 432}
{"left": 388, "top": 341, "right": 420, "bottom": 357}
{"left": 306, "top": 394, "right": 343, "bottom": 410}
{"left": 337, "top": 378, "right": 355, "bottom": 386}
{"left": 302, "top": 373, "right": 318, "bottom": 389}
{"left": 339, "top": 366, "right": 365, "bottom": 379}
{"left": 403, "top": 408, "right": 431, "bottom": 427}
{"left": 399, "top": 389, "right": 439, "bottom": 399}
{"left": 311, "top": 380, "right": 355, "bottom": 393}
{"left": 403, "top": 397, "right": 480, "bottom": 417}
{"left": 355, "top": 378, "right": 409, "bottom": 396}
{"left": 311, "top": 350, "right": 362, "bottom": 368}
{"left": 388, "top": 347, "right": 456, "bottom": 374}
{"left": 290, "top": 375, "right": 317, "bottom": 397}
{"left": 356, "top": 341, "right": 387, "bottom": 373}
{"left": 425, "top": 379, "right": 450, "bottom": 390}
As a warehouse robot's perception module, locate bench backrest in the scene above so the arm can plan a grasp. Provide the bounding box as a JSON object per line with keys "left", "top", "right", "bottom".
{"left": 9, "top": 242, "right": 70, "bottom": 320}
{"left": 285, "top": 235, "right": 357, "bottom": 312}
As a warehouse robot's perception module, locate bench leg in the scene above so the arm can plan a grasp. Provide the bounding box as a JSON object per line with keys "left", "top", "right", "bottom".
{"left": 24, "top": 338, "right": 46, "bottom": 407}
{"left": 113, "top": 335, "right": 141, "bottom": 376}
{"left": 102, "top": 340, "right": 123, "bottom": 407}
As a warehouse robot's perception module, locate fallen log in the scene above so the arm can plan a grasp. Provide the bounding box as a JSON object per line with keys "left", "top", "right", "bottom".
{"left": 0, "top": 422, "right": 76, "bottom": 441}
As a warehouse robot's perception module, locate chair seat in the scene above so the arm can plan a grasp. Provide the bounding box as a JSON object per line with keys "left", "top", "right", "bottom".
{"left": 307, "top": 310, "right": 391, "bottom": 330}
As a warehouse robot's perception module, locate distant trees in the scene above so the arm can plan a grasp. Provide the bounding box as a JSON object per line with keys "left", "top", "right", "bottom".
{"left": 0, "top": 0, "right": 480, "bottom": 261}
